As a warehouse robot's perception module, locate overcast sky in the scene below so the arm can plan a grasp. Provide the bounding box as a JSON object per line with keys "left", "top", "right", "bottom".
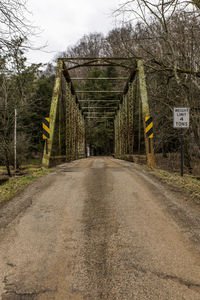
{"left": 26, "top": 0, "right": 122, "bottom": 65}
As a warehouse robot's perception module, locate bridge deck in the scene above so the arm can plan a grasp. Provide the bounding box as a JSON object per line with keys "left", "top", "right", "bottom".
{"left": 0, "top": 157, "right": 200, "bottom": 299}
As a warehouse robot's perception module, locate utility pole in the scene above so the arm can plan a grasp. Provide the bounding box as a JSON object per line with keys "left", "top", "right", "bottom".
{"left": 14, "top": 108, "right": 17, "bottom": 171}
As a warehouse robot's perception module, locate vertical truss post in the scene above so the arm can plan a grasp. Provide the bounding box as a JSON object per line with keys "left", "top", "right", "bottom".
{"left": 81, "top": 115, "right": 86, "bottom": 157}
{"left": 124, "top": 95, "right": 128, "bottom": 154}
{"left": 75, "top": 104, "right": 78, "bottom": 159}
{"left": 137, "top": 59, "right": 155, "bottom": 167}
{"left": 77, "top": 112, "right": 81, "bottom": 157}
{"left": 128, "top": 82, "right": 134, "bottom": 154}
{"left": 66, "top": 82, "right": 72, "bottom": 161}
{"left": 71, "top": 97, "right": 75, "bottom": 160}
{"left": 138, "top": 76, "right": 142, "bottom": 154}
{"left": 117, "top": 115, "right": 119, "bottom": 156}
{"left": 121, "top": 98, "right": 125, "bottom": 156}
{"left": 42, "top": 59, "right": 63, "bottom": 167}
{"left": 78, "top": 112, "right": 85, "bottom": 158}
{"left": 114, "top": 118, "right": 116, "bottom": 155}
{"left": 76, "top": 112, "right": 79, "bottom": 157}
{"left": 116, "top": 115, "right": 119, "bottom": 157}
{"left": 58, "top": 92, "right": 62, "bottom": 156}
{"left": 115, "top": 113, "right": 118, "bottom": 157}
{"left": 119, "top": 107, "right": 122, "bottom": 157}
{"left": 114, "top": 116, "right": 117, "bottom": 157}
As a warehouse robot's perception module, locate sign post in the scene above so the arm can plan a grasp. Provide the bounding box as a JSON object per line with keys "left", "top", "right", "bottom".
{"left": 173, "top": 108, "right": 190, "bottom": 176}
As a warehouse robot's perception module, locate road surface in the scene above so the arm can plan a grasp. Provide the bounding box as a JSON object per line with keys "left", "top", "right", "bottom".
{"left": 0, "top": 157, "right": 200, "bottom": 299}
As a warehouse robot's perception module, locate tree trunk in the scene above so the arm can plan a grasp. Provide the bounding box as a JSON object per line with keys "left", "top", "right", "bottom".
{"left": 5, "top": 150, "right": 11, "bottom": 177}
{"left": 184, "top": 142, "right": 193, "bottom": 174}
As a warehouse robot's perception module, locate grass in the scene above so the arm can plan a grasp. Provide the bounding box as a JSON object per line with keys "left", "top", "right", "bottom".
{"left": 0, "top": 166, "right": 5, "bottom": 174}
{"left": 0, "top": 163, "right": 52, "bottom": 205}
{"left": 146, "top": 167, "right": 200, "bottom": 203}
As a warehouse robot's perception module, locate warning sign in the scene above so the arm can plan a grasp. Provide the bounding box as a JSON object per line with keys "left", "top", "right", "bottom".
{"left": 42, "top": 117, "right": 50, "bottom": 139}
{"left": 173, "top": 108, "right": 190, "bottom": 128}
{"left": 145, "top": 116, "right": 153, "bottom": 138}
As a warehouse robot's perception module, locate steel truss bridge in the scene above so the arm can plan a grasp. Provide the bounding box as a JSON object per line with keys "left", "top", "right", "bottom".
{"left": 42, "top": 57, "right": 155, "bottom": 168}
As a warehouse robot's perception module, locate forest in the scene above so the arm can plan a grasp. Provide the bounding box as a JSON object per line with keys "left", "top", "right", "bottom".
{"left": 0, "top": 0, "right": 200, "bottom": 176}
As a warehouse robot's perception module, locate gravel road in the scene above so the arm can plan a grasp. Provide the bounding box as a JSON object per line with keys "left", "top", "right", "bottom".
{"left": 0, "top": 157, "right": 200, "bottom": 299}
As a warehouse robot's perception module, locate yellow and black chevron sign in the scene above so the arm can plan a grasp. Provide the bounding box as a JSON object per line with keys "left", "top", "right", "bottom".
{"left": 42, "top": 118, "right": 50, "bottom": 139}
{"left": 145, "top": 116, "right": 153, "bottom": 138}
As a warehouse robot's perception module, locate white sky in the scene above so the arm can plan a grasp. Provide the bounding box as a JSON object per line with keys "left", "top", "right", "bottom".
{"left": 26, "top": 0, "right": 122, "bottom": 65}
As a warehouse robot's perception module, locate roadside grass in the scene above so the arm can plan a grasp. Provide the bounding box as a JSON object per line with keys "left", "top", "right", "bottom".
{"left": 0, "top": 166, "right": 5, "bottom": 174}
{"left": 0, "top": 162, "right": 52, "bottom": 205}
{"left": 146, "top": 167, "right": 200, "bottom": 202}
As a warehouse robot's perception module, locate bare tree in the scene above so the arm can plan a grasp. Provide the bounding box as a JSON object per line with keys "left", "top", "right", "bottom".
{"left": 192, "top": 0, "right": 200, "bottom": 9}
{"left": 114, "top": 0, "right": 200, "bottom": 172}
{"left": 0, "top": 0, "right": 33, "bottom": 49}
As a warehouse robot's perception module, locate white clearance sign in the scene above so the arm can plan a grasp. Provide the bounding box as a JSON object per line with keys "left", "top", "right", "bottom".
{"left": 173, "top": 107, "right": 190, "bottom": 128}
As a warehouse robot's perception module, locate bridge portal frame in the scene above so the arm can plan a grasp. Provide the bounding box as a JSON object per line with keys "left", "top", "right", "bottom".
{"left": 42, "top": 57, "right": 155, "bottom": 168}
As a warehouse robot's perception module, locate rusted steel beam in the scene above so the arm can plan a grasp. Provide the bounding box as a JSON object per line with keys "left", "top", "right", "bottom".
{"left": 79, "top": 100, "right": 120, "bottom": 102}
{"left": 66, "top": 82, "right": 72, "bottom": 161}
{"left": 71, "top": 77, "right": 128, "bottom": 80}
{"left": 137, "top": 59, "right": 155, "bottom": 168}
{"left": 127, "top": 82, "right": 135, "bottom": 155}
{"left": 62, "top": 63, "right": 83, "bottom": 113}
{"left": 42, "top": 59, "right": 63, "bottom": 168}
{"left": 82, "top": 107, "right": 117, "bottom": 109}
{"left": 121, "top": 65, "right": 137, "bottom": 102}
{"left": 76, "top": 91, "right": 122, "bottom": 93}
{"left": 87, "top": 120, "right": 110, "bottom": 123}
{"left": 85, "top": 116, "right": 114, "bottom": 119}
{"left": 64, "top": 57, "right": 134, "bottom": 71}
{"left": 60, "top": 57, "right": 136, "bottom": 61}
{"left": 58, "top": 92, "right": 62, "bottom": 156}
{"left": 62, "top": 57, "right": 137, "bottom": 72}
{"left": 83, "top": 112, "right": 115, "bottom": 114}
{"left": 68, "top": 64, "right": 132, "bottom": 71}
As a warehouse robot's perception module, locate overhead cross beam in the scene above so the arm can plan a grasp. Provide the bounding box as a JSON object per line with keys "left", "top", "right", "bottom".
{"left": 82, "top": 107, "right": 117, "bottom": 109}
{"left": 76, "top": 91, "right": 122, "bottom": 93}
{"left": 71, "top": 77, "right": 128, "bottom": 80}
{"left": 86, "top": 116, "right": 114, "bottom": 119}
{"left": 83, "top": 112, "right": 115, "bottom": 114}
{"left": 60, "top": 57, "right": 138, "bottom": 71}
{"left": 79, "top": 100, "right": 120, "bottom": 102}
{"left": 61, "top": 57, "right": 136, "bottom": 60}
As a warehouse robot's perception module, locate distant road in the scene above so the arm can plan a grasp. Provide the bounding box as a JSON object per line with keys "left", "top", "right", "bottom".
{"left": 0, "top": 157, "right": 200, "bottom": 299}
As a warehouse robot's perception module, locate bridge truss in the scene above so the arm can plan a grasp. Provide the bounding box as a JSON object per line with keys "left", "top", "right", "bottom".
{"left": 42, "top": 57, "right": 155, "bottom": 168}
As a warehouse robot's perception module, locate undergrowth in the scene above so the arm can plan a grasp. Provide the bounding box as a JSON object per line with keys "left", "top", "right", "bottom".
{"left": 147, "top": 167, "right": 200, "bottom": 203}
{"left": 0, "top": 168, "right": 51, "bottom": 204}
